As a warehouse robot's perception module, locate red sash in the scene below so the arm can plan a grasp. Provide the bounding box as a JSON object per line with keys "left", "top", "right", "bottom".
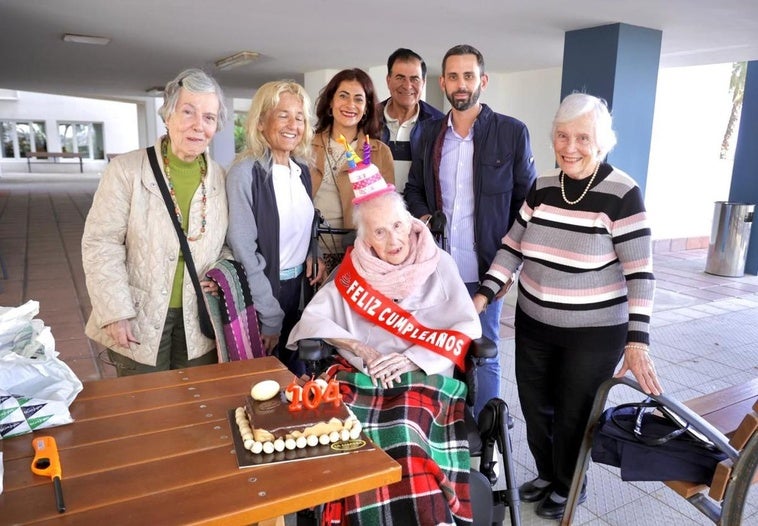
{"left": 335, "top": 249, "right": 470, "bottom": 372}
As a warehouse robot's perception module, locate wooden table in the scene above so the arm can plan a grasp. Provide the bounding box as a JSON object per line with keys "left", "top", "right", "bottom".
{"left": 0, "top": 357, "right": 401, "bottom": 525}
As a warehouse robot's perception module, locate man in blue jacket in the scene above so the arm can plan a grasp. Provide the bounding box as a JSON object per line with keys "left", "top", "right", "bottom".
{"left": 380, "top": 48, "right": 444, "bottom": 193}
{"left": 404, "top": 44, "right": 536, "bottom": 417}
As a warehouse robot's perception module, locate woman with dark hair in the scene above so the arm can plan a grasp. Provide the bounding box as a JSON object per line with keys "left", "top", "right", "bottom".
{"left": 310, "top": 68, "right": 395, "bottom": 272}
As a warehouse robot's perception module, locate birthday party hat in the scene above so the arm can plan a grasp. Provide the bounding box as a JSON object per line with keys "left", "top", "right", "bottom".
{"left": 338, "top": 134, "right": 396, "bottom": 204}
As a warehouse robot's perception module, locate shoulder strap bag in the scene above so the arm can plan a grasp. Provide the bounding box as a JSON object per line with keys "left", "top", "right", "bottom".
{"left": 146, "top": 146, "right": 215, "bottom": 339}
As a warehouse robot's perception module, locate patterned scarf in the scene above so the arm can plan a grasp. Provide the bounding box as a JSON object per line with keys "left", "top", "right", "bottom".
{"left": 350, "top": 217, "right": 440, "bottom": 300}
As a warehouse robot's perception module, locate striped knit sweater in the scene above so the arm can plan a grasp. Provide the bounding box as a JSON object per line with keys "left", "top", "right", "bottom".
{"left": 477, "top": 163, "right": 655, "bottom": 345}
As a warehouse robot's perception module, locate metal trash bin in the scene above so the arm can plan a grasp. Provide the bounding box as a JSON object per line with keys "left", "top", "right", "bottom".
{"left": 705, "top": 201, "right": 755, "bottom": 277}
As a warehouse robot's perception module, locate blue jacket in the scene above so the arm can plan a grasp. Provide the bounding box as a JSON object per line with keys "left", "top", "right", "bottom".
{"left": 404, "top": 104, "right": 537, "bottom": 281}
{"left": 380, "top": 98, "right": 444, "bottom": 161}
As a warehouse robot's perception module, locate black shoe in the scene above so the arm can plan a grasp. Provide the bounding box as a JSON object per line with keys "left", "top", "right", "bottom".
{"left": 518, "top": 478, "right": 552, "bottom": 502}
{"left": 535, "top": 488, "right": 587, "bottom": 521}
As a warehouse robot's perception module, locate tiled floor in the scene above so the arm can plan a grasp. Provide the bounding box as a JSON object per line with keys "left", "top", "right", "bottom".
{"left": 1, "top": 171, "right": 757, "bottom": 524}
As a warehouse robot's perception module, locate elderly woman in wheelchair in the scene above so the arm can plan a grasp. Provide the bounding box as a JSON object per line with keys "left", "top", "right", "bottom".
{"left": 287, "top": 160, "right": 483, "bottom": 524}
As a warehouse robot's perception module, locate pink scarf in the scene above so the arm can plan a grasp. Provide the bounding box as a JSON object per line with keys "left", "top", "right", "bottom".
{"left": 350, "top": 218, "right": 441, "bottom": 300}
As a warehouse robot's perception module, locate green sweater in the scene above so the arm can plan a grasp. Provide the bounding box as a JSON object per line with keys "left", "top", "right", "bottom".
{"left": 166, "top": 148, "right": 202, "bottom": 308}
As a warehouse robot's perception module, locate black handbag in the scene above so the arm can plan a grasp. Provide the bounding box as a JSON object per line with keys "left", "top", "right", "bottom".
{"left": 146, "top": 146, "right": 215, "bottom": 339}
{"left": 591, "top": 399, "right": 727, "bottom": 483}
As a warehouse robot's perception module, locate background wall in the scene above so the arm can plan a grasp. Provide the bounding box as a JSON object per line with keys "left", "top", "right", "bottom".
{"left": 0, "top": 91, "right": 139, "bottom": 172}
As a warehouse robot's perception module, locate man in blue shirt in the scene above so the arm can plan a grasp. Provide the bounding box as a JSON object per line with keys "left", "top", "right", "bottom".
{"left": 405, "top": 44, "right": 537, "bottom": 417}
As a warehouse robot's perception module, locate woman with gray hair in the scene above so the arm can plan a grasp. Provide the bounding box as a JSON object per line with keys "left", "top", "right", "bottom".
{"left": 82, "top": 68, "right": 229, "bottom": 375}
{"left": 226, "top": 80, "right": 325, "bottom": 376}
{"left": 474, "top": 92, "right": 662, "bottom": 519}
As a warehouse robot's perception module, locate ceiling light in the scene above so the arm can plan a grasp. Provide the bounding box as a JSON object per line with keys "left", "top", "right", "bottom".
{"left": 146, "top": 87, "right": 164, "bottom": 96}
{"left": 214, "top": 51, "right": 260, "bottom": 71}
{"left": 62, "top": 33, "right": 111, "bottom": 46}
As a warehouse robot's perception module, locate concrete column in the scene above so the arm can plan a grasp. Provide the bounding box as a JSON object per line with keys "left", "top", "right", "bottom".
{"left": 728, "top": 60, "right": 758, "bottom": 275}
{"left": 136, "top": 97, "right": 163, "bottom": 148}
{"left": 209, "top": 96, "right": 236, "bottom": 169}
{"left": 561, "top": 23, "right": 662, "bottom": 196}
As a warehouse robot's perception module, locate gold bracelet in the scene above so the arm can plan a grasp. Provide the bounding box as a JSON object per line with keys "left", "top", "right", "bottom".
{"left": 625, "top": 343, "right": 649, "bottom": 352}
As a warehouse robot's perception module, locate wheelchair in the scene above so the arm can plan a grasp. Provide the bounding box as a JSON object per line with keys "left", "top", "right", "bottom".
{"left": 297, "top": 337, "right": 521, "bottom": 526}
{"left": 295, "top": 211, "right": 522, "bottom": 525}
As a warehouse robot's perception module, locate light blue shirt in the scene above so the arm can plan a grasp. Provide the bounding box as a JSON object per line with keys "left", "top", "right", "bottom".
{"left": 439, "top": 116, "right": 478, "bottom": 283}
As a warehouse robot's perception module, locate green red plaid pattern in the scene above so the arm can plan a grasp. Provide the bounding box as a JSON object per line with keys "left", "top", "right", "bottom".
{"left": 322, "top": 362, "right": 472, "bottom": 525}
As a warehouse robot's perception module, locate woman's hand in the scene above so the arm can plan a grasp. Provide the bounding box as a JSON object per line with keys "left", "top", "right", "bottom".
{"left": 201, "top": 279, "right": 219, "bottom": 296}
{"left": 473, "top": 293, "right": 488, "bottom": 314}
{"left": 105, "top": 319, "right": 139, "bottom": 348}
{"left": 325, "top": 339, "right": 417, "bottom": 388}
{"left": 306, "top": 256, "right": 327, "bottom": 286}
{"left": 614, "top": 344, "right": 663, "bottom": 396}
{"left": 366, "top": 352, "right": 420, "bottom": 389}
{"left": 260, "top": 333, "right": 280, "bottom": 354}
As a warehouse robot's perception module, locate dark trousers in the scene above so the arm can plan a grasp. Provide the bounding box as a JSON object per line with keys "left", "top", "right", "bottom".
{"left": 515, "top": 322, "right": 625, "bottom": 496}
{"left": 108, "top": 308, "right": 217, "bottom": 376}
{"left": 273, "top": 275, "right": 306, "bottom": 377}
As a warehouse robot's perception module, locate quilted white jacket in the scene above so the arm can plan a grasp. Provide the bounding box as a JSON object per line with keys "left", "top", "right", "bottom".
{"left": 82, "top": 138, "right": 228, "bottom": 365}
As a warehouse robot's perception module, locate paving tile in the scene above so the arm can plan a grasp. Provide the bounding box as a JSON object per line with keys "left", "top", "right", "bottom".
{"left": 679, "top": 287, "right": 737, "bottom": 301}
{"left": 0, "top": 279, "right": 24, "bottom": 306}
{"left": 63, "top": 356, "right": 102, "bottom": 383}
{"left": 676, "top": 356, "right": 743, "bottom": 381}
{"left": 654, "top": 310, "right": 701, "bottom": 324}
{"left": 688, "top": 303, "right": 732, "bottom": 316}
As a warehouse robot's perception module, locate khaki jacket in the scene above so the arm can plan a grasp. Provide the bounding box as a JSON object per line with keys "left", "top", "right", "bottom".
{"left": 310, "top": 131, "right": 395, "bottom": 229}
{"left": 82, "top": 138, "right": 228, "bottom": 365}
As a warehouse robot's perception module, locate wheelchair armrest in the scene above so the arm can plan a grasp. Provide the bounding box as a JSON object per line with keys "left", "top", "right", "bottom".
{"left": 297, "top": 339, "right": 331, "bottom": 362}
{"left": 469, "top": 337, "right": 497, "bottom": 360}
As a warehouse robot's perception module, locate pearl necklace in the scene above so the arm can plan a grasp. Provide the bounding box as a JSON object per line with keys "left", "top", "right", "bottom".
{"left": 560, "top": 162, "right": 600, "bottom": 205}
{"left": 161, "top": 136, "right": 207, "bottom": 241}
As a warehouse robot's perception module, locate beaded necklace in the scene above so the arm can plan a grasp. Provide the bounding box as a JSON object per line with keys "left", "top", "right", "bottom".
{"left": 161, "top": 136, "right": 207, "bottom": 241}
{"left": 560, "top": 161, "right": 600, "bottom": 205}
{"left": 325, "top": 137, "right": 346, "bottom": 180}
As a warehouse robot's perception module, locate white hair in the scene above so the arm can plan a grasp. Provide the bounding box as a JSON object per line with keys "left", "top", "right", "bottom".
{"left": 353, "top": 192, "right": 411, "bottom": 240}
{"left": 158, "top": 68, "right": 228, "bottom": 131}
{"left": 552, "top": 92, "right": 617, "bottom": 158}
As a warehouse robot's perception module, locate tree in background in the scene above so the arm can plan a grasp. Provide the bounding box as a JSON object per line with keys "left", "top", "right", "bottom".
{"left": 720, "top": 62, "right": 747, "bottom": 159}
{"left": 234, "top": 113, "right": 246, "bottom": 153}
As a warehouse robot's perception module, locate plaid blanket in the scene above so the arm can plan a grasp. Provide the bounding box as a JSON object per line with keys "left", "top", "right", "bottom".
{"left": 323, "top": 362, "right": 472, "bottom": 525}
{"left": 205, "top": 259, "right": 265, "bottom": 362}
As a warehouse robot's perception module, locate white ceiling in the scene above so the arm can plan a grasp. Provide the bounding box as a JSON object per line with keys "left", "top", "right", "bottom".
{"left": 2, "top": 0, "right": 758, "bottom": 100}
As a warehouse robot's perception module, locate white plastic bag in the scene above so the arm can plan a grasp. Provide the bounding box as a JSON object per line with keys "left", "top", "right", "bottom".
{"left": 0, "top": 301, "right": 83, "bottom": 439}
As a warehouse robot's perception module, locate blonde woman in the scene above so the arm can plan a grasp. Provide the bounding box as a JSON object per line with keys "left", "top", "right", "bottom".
{"left": 226, "top": 80, "right": 325, "bottom": 375}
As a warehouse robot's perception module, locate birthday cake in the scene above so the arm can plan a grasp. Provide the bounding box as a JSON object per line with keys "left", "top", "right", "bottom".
{"left": 233, "top": 378, "right": 362, "bottom": 455}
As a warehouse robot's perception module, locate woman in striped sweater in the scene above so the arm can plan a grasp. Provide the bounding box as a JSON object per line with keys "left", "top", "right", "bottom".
{"left": 473, "top": 93, "right": 662, "bottom": 520}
